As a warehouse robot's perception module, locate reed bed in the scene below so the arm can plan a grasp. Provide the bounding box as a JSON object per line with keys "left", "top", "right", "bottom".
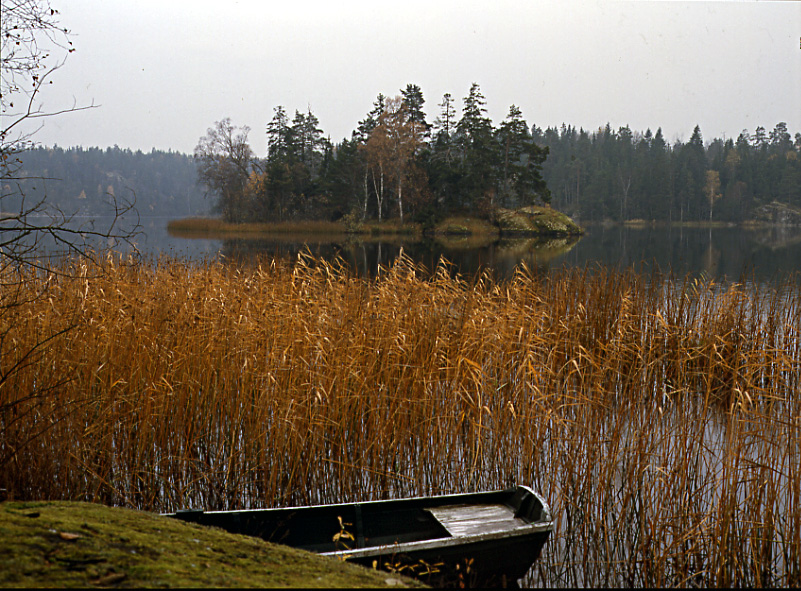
{"left": 1, "top": 252, "right": 800, "bottom": 587}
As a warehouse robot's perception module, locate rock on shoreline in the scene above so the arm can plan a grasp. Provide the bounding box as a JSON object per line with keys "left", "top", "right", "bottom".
{"left": 750, "top": 201, "right": 801, "bottom": 226}
{"left": 495, "top": 206, "right": 584, "bottom": 236}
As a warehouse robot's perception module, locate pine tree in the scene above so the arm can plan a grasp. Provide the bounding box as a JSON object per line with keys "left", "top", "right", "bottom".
{"left": 616, "top": 126, "right": 634, "bottom": 220}
{"left": 355, "top": 94, "right": 386, "bottom": 142}
{"left": 266, "top": 106, "right": 293, "bottom": 162}
{"left": 674, "top": 125, "right": 707, "bottom": 221}
{"left": 433, "top": 92, "right": 456, "bottom": 152}
{"left": 496, "top": 105, "right": 549, "bottom": 207}
{"left": 497, "top": 105, "right": 528, "bottom": 206}
{"left": 400, "top": 84, "right": 431, "bottom": 136}
{"left": 455, "top": 83, "right": 498, "bottom": 209}
{"left": 425, "top": 93, "right": 460, "bottom": 212}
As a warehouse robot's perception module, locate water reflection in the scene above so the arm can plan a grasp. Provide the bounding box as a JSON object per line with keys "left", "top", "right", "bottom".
{"left": 34, "top": 216, "right": 801, "bottom": 283}
{"left": 169, "top": 225, "right": 801, "bottom": 283}
{"left": 213, "top": 234, "right": 582, "bottom": 280}
{"left": 556, "top": 225, "right": 801, "bottom": 283}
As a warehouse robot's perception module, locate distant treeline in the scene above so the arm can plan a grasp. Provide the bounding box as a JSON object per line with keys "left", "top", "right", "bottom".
{"left": 7, "top": 82, "right": 799, "bottom": 225}
{"left": 6, "top": 146, "right": 206, "bottom": 218}
{"left": 542, "top": 122, "right": 801, "bottom": 223}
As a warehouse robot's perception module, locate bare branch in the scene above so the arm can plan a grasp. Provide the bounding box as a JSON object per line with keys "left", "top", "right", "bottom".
{"left": 0, "top": 1, "right": 142, "bottom": 476}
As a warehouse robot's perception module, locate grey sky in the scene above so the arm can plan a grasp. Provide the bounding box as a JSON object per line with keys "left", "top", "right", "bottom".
{"left": 14, "top": 0, "right": 801, "bottom": 155}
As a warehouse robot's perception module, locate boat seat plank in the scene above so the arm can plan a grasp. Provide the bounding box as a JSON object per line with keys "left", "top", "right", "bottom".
{"left": 426, "top": 504, "right": 529, "bottom": 537}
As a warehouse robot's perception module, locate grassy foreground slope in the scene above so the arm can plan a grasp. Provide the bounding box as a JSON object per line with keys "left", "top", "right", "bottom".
{"left": 0, "top": 501, "right": 420, "bottom": 588}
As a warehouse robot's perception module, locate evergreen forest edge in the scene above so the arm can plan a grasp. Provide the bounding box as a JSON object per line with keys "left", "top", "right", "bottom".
{"left": 7, "top": 83, "right": 800, "bottom": 228}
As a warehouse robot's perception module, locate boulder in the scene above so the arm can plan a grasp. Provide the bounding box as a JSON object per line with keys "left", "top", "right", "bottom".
{"left": 751, "top": 201, "right": 801, "bottom": 226}
{"left": 495, "top": 206, "right": 583, "bottom": 236}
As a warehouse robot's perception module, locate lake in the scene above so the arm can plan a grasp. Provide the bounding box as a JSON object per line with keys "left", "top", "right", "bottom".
{"left": 32, "top": 216, "right": 801, "bottom": 282}
{"left": 122, "top": 218, "right": 801, "bottom": 283}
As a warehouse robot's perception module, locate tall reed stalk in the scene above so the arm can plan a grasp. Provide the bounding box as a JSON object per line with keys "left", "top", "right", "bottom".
{"left": 1, "top": 252, "right": 799, "bottom": 587}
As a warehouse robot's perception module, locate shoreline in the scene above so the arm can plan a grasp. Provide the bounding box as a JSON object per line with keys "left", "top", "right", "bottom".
{"left": 168, "top": 215, "right": 801, "bottom": 241}
{"left": 167, "top": 207, "right": 584, "bottom": 240}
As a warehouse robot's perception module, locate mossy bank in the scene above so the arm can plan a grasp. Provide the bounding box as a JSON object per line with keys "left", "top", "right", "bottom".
{"left": 0, "top": 501, "right": 422, "bottom": 588}
{"left": 493, "top": 206, "right": 583, "bottom": 236}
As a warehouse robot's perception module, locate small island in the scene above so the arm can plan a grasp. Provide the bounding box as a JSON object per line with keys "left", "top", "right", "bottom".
{"left": 168, "top": 205, "right": 583, "bottom": 241}
{"left": 190, "top": 86, "right": 567, "bottom": 240}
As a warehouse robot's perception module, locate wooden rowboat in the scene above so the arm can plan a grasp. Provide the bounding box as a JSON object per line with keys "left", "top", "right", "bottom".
{"left": 166, "top": 485, "right": 552, "bottom": 587}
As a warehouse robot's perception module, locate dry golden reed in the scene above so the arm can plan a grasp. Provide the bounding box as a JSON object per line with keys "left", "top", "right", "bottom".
{"left": 1, "top": 252, "right": 800, "bottom": 587}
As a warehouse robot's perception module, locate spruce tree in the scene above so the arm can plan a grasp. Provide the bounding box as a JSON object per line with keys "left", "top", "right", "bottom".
{"left": 455, "top": 83, "right": 498, "bottom": 209}
{"left": 400, "top": 84, "right": 430, "bottom": 136}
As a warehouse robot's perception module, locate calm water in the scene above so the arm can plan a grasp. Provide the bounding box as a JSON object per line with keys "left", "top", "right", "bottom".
{"left": 56, "top": 216, "right": 801, "bottom": 283}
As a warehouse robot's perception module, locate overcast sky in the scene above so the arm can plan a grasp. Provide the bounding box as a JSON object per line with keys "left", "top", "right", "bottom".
{"left": 11, "top": 0, "right": 801, "bottom": 155}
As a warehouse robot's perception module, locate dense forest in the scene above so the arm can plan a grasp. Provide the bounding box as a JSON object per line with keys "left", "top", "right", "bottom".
{"left": 5, "top": 146, "right": 203, "bottom": 219}
{"left": 7, "top": 83, "right": 800, "bottom": 225}
{"left": 194, "top": 83, "right": 550, "bottom": 226}
{"left": 542, "top": 122, "right": 801, "bottom": 223}
{"left": 194, "top": 83, "right": 801, "bottom": 226}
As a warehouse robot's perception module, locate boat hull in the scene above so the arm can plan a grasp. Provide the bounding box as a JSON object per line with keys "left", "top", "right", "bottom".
{"left": 335, "top": 525, "right": 550, "bottom": 586}
{"left": 166, "top": 486, "right": 552, "bottom": 586}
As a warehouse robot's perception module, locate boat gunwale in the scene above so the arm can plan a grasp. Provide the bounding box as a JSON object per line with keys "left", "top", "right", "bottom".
{"left": 167, "top": 485, "right": 552, "bottom": 523}
{"left": 320, "top": 519, "right": 552, "bottom": 560}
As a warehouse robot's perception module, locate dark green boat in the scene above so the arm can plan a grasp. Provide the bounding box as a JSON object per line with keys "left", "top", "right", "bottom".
{"left": 166, "top": 485, "right": 552, "bottom": 587}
